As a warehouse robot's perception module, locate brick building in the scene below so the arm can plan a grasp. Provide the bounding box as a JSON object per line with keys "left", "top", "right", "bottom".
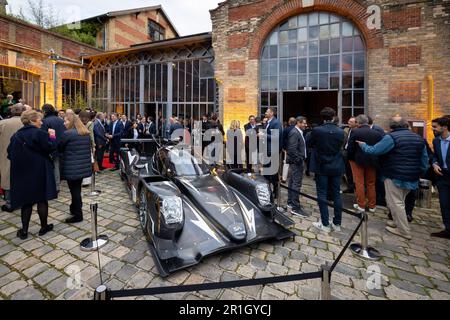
{"left": 211, "top": 0, "right": 450, "bottom": 140}
{"left": 0, "top": 13, "right": 101, "bottom": 111}
{"left": 0, "top": 4, "right": 179, "bottom": 112}
{"left": 78, "top": 5, "right": 179, "bottom": 50}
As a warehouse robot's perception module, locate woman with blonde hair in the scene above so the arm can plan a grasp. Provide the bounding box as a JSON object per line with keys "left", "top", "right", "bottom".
{"left": 226, "top": 120, "right": 243, "bottom": 169}
{"left": 8, "top": 110, "right": 57, "bottom": 239}
{"left": 58, "top": 114, "right": 92, "bottom": 223}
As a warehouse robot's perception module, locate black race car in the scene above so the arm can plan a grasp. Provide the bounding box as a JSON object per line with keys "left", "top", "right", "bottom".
{"left": 119, "top": 139, "right": 295, "bottom": 277}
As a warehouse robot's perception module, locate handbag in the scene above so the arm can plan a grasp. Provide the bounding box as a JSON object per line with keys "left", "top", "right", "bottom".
{"left": 281, "top": 151, "right": 289, "bottom": 182}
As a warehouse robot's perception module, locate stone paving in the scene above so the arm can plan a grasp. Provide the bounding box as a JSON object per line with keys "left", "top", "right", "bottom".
{"left": 0, "top": 170, "right": 449, "bottom": 300}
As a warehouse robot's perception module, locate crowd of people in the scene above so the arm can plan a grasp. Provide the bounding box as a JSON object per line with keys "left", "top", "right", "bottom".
{"left": 0, "top": 102, "right": 449, "bottom": 242}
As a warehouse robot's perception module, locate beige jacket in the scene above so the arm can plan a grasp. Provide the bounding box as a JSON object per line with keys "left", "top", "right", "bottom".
{"left": 0, "top": 117, "right": 23, "bottom": 189}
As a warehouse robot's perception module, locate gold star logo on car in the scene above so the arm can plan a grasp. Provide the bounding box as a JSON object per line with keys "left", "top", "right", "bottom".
{"left": 205, "top": 197, "right": 238, "bottom": 216}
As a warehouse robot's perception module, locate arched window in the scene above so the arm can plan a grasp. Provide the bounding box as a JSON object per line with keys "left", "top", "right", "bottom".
{"left": 259, "top": 12, "right": 366, "bottom": 124}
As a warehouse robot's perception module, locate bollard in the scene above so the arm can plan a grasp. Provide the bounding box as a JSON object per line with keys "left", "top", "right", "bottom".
{"left": 80, "top": 203, "right": 109, "bottom": 252}
{"left": 320, "top": 264, "right": 332, "bottom": 300}
{"left": 94, "top": 285, "right": 111, "bottom": 300}
{"left": 87, "top": 172, "right": 101, "bottom": 197}
{"left": 350, "top": 212, "right": 381, "bottom": 261}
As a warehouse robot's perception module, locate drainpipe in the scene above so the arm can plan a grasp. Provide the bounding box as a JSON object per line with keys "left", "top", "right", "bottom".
{"left": 427, "top": 75, "right": 434, "bottom": 144}
{"left": 53, "top": 61, "right": 57, "bottom": 108}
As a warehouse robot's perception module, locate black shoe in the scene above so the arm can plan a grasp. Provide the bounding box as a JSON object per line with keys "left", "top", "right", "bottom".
{"left": 291, "top": 207, "right": 310, "bottom": 218}
{"left": 388, "top": 212, "right": 393, "bottom": 220}
{"left": 407, "top": 214, "right": 413, "bottom": 223}
{"left": 38, "top": 224, "right": 54, "bottom": 236}
{"left": 65, "top": 217, "right": 83, "bottom": 224}
{"left": 16, "top": 229, "right": 28, "bottom": 240}
{"left": 1, "top": 205, "right": 13, "bottom": 213}
{"left": 343, "top": 189, "right": 354, "bottom": 194}
{"left": 431, "top": 230, "right": 450, "bottom": 239}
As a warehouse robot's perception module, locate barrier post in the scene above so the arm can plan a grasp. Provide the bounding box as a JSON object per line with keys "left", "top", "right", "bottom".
{"left": 320, "top": 264, "right": 331, "bottom": 300}
{"left": 80, "top": 203, "right": 109, "bottom": 252}
{"left": 88, "top": 173, "right": 101, "bottom": 197}
{"left": 276, "top": 153, "right": 286, "bottom": 213}
{"left": 349, "top": 212, "right": 381, "bottom": 261}
{"left": 94, "top": 285, "right": 111, "bottom": 301}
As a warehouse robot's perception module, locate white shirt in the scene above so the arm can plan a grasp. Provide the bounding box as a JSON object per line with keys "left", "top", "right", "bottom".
{"left": 296, "top": 127, "right": 307, "bottom": 158}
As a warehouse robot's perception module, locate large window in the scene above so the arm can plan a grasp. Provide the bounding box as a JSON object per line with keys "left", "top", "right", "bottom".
{"left": 0, "top": 65, "right": 41, "bottom": 109}
{"left": 62, "top": 79, "right": 87, "bottom": 109}
{"left": 260, "top": 12, "right": 366, "bottom": 123}
{"left": 148, "top": 20, "right": 165, "bottom": 41}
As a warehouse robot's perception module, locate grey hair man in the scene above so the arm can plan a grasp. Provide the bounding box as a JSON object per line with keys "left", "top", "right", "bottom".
{"left": 357, "top": 117, "right": 429, "bottom": 240}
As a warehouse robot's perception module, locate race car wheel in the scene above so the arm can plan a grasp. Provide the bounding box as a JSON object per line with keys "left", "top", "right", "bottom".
{"left": 139, "top": 189, "right": 148, "bottom": 231}
{"left": 139, "top": 189, "right": 153, "bottom": 244}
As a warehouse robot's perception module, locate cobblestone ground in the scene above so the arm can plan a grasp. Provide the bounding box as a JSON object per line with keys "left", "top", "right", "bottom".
{"left": 0, "top": 170, "right": 449, "bottom": 300}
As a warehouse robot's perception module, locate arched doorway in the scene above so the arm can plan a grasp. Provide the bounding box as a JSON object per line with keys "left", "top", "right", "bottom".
{"left": 259, "top": 11, "right": 366, "bottom": 125}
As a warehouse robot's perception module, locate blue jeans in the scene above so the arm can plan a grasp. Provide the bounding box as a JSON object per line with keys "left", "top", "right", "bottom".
{"left": 315, "top": 174, "right": 342, "bottom": 227}
{"left": 436, "top": 171, "right": 450, "bottom": 232}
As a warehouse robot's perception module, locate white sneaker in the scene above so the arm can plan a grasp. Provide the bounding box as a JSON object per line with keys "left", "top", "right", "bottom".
{"left": 368, "top": 208, "right": 376, "bottom": 213}
{"left": 331, "top": 223, "right": 341, "bottom": 232}
{"left": 312, "top": 222, "right": 331, "bottom": 233}
{"left": 353, "top": 204, "right": 365, "bottom": 213}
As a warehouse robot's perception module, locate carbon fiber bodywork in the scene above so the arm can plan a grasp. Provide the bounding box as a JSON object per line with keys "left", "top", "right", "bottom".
{"left": 119, "top": 142, "right": 295, "bottom": 276}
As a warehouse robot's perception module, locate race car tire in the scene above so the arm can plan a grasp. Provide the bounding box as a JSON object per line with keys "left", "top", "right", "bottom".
{"left": 139, "top": 189, "right": 153, "bottom": 244}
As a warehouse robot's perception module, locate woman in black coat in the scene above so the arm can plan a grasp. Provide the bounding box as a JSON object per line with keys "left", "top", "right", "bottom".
{"left": 8, "top": 110, "right": 57, "bottom": 240}
{"left": 58, "top": 113, "right": 92, "bottom": 223}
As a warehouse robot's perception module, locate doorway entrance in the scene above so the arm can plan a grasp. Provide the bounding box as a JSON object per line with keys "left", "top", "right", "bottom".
{"left": 282, "top": 91, "right": 338, "bottom": 125}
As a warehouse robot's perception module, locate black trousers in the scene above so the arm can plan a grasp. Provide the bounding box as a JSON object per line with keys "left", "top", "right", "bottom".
{"left": 21, "top": 202, "right": 48, "bottom": 233}
{"left": 405, "top": 190, "right": 417, "bottom": 216}
{"left": 95, "top": 145, "right": 106, "bottom": 170}
{"left": 436, "top": 171, "right": 450, "bottom": 232}
{"left": 343, "top": 151, "right": 355, "bottom": 190}
{"left": 67, "top": 179, "right": 83, "bottom": 219}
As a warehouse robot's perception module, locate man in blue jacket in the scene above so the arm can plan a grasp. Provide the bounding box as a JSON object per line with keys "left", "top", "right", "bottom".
{"left": 261, "top": 107, "right": 283, "bottom": 198}
{"left": 106, "top": 113, "right": 124, "bottom": 171}
{"left": 357, "top": 116, "right": 428, "bottom": 240}
{"left": 309, "top": 107, "right": 345, "bottom": 233}
{"left": 431, "top": 117, "right": 450, "bottom": 239}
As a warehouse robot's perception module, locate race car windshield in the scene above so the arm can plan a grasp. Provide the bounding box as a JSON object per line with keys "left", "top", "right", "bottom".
{"left": 168, "top": 150, "right": 209, "bottom": 176}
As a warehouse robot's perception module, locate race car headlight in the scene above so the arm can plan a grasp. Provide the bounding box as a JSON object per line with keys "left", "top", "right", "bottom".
{"left": 256, "top": 184, "right": 271, "bottom": 206}
{"left": 161, "top": 196, "right": 183, "bottom": 224}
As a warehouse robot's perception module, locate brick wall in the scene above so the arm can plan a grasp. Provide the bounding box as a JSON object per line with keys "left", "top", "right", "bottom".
{"left": 389, "top": 46, "right": 421, "bottom": 67}
{"left": 107, "top": 10, "right": 178, "bottom": 50}
{"left": 211, "top": 0, "right": 450, "bottom": 137}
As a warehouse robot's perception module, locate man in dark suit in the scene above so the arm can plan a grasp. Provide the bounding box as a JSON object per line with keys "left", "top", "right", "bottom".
{"left": 93, "top": 112, "right": 108, "bottom": 171}
{"left": 283, "top": 118, "right": 297, "bottom": 151}
{"left": 342, "top": 117, "right": 357, "bottom": 193}
{"left": 244, "top": 115, "right": 259, "bottom": 173}
{"left": 261, "top": 107, "right": 283, "bottom": 198}
{"left": 286, "top": 116, "right": 309, "bottom": 217}
{"left": 148, "top": 117, "right": 157, "bottom": 136}
{"left": 106, "top": 113, "right": 124, "bottom": 170}
{"left": 309, "top": 107, "right": 345, "bottom": 233}
{"left": 431, "top": 117, "right": 450, "bottom": 239}
{"left": 121, "top": 114, "right": 132, "bottom": 133}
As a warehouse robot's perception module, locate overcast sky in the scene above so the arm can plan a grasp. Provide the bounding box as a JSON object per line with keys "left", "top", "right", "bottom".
{"left": 6, "top": 0, "right": 220, "bottom": 35}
